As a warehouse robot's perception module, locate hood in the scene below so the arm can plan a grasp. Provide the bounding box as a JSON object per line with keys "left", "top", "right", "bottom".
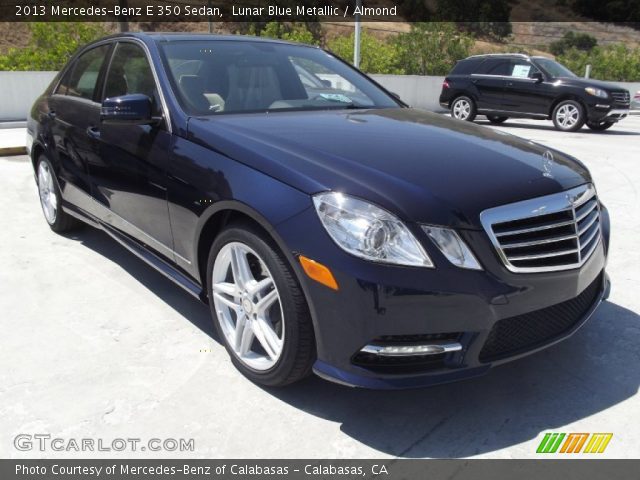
{"left": 553, "top": 76, "right": 627, "bottom": 92}
{"left": 187, "top": 108, "right": 591, "bottom": 229}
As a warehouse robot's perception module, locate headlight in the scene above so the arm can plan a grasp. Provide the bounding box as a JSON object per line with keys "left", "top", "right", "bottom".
{"left": 585, "top": 87, "right": 608, "bottom": 99}
{"left": 422, "top": 226, "right": 482, "bottom": 270}
{"left": 313, "top": 192, "right": 433, "bottom": 267}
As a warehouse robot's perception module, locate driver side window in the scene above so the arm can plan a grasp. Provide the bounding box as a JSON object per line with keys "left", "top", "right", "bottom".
{"left": 103, "top": 42, "right": 161, "bottom": 116}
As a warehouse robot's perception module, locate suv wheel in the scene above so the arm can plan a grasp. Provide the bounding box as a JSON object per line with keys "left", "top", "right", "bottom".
{"left": 586, "top": 121, "right": 614, "bottom": 131}
{"left": 36, "top": 155, "right": 82, "bottom": 232}
{"left": 207, "top": 224, "right": 315, "bottom": 386}
{"left": 451, "top": 96, "right": 477, "bottom": 122}
{"left": 487, "top": 116, "right": 508, "bottom": 124}
{"left": 552, "top": 100, "right": 585, "bottom": 131}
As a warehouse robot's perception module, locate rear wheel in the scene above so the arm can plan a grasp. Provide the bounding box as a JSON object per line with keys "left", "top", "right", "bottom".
{"left": 36, "top": 155, "right": 82, "bottom": 233}
{"left": 207, "top": 224, "right": 315, "bottom": 386}
{"left": 586, "top": 120, "right": 614, "bottom": 131}
{"left": 552, "top": 100, "right": 585, "bottom": 131}
{"left": 451, "top": 96, "right": 477, "bottom": 122}
{"left": 487, "top": 115, "right": 508, "bottom": 124}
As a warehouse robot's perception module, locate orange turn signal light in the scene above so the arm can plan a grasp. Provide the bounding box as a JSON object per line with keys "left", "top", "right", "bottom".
{"left": 299, "top": 255, "right": 339, "bottom": 291}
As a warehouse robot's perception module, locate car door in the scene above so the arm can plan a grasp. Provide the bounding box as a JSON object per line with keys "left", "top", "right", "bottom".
{"left": 501, "top": 60, "right": 554, "bottom": 115}
{"left": 90, "top": 40, "right": 175, "bottom": 262}
{"left": 48, "top": 43, "right": 112, "bottom": 213}
{"left": 471, "top": 59, "right": 509, "bottom": 110}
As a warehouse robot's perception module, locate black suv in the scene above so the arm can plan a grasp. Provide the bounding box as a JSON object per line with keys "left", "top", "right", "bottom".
{"left": 439, "top": 53, "right": 630, "bottom": 131}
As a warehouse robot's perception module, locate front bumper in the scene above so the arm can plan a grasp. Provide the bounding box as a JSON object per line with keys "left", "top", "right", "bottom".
{"left": 275, "top": 204, "right": 611, "bottom": 389}
{"left": 587, "top": 104, "right": 629, "bottom": 123}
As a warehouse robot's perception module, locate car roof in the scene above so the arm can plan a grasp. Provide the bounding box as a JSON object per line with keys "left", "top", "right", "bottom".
{"left": 464, "top": 53, "right": 553, "bottom": 61}
{"left": 93, "top": 32, "right": 317, "bottom": 48}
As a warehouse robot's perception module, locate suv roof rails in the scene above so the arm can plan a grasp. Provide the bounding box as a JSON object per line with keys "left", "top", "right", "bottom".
{"left": 466, "top": 53, "right": 530, "bottom": 59}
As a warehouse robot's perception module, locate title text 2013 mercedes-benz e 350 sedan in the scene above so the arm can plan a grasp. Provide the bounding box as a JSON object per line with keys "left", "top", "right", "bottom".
{"left": 28, "top": 33, "right": 610, "bottom": 389}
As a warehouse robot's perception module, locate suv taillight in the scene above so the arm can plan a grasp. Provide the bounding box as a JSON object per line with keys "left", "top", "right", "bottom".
{"left": 442, "top": 80, "right": 450, "bottom": 89}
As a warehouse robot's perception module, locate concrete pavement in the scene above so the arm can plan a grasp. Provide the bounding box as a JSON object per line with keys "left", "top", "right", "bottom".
{"left": 1, "top": 117, "right": 639, "bottom": 459}
{"left": 0, "top": 127, "right": 26, "bottom": 156}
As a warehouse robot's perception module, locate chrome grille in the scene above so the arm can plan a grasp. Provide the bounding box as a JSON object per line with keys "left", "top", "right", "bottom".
{"left": 481, "top": 184, "right": 602, "bottom": 273}
{"left": 611, "top": 90, "right": 630, "bottom": 105}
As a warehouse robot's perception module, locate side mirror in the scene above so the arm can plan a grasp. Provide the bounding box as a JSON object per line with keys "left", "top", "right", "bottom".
{"left": 101, "top": 94, "right": 155, "bottom": 125}
{"left": 531, "top": 72, "right": 544, "bottom": 83}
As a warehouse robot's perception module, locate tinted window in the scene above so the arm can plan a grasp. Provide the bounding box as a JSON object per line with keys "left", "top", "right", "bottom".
{"left": 160, "top": 40, "right": 399, "bottom": 115}
{"left": 481, "top": 59, "right": 511, "bottom": 76}
{"left": 54, "top": 65, "right": 74, "bottom": 95}
{"left": 66, "top": 45, "right": 110, "bottom": 100}
{"left": 533, "top": 58, "right": 577, "bottom": 78}
{"left": 103, "top": 42, "right": 160, "bottom": 115}
{"left": 450, "top": 58, "right": 483, "bottom": 75}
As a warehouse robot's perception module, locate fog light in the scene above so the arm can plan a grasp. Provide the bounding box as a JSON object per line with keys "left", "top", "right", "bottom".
{"left": 361, "top": 342, "right": 462, "bottom": 356}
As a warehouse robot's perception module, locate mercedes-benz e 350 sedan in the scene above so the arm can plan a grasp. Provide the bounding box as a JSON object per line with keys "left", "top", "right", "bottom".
{"left": 28, "top": 34, "right": 610, "bottom": 389}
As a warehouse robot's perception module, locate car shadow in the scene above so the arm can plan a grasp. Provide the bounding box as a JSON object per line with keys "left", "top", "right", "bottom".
{"left": 264, "top": 300, "right": 639, "bottom": 457}
{"left": 65, "top": 226, "right": 638, "bottom": 458}
{"left": 476, "top": 119, "right": 640, "bottom": 135}
{"left": 64, "top": 226, "right": 219, "bottom": 343}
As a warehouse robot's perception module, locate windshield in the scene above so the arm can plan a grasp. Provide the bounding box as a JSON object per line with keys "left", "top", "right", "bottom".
{"left": 159, "top": 40, "right": 400, "bottom": 115}
{"left": 533, "top": 58, "right": 578, "bottom": 78}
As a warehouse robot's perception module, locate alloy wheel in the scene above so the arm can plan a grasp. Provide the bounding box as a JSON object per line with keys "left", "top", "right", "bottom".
{"left": 37, "top": 161, "right": 57, "bottom": 224}
{"left": 211, "top": 242, "right": 284, "bottom": 371}
{"left": 453, "top": 99, "right": 471, "bottom": 120}
{"left": 555, "top": 104, "right": 580, "bottom": 129}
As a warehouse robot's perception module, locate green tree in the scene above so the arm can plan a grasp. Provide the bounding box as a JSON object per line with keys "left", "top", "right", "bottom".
{"left": 436, "top": 0, "right": 512, "bottom": 39}
{"left": 0, "top": 23, "right": 107, "bottom": 71}
{"left": 395, "top": 22, "right": 473, "bottom": 75}
{"left": 557, "top": 43, "right": 640, "bottom": 82}
{"left": 243, "top": 22, "right": 320, "bottom": 45}
{"left": 550, "top": 31, "right": 597, "bottom": 56}
{"left": 250, "top": 22, "right": 319, "bottom": 45}
{"left": 327, "top": 31, "right": 404, "bottom": 74}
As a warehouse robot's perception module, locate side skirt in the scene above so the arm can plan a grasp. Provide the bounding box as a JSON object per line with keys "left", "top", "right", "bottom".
{"left": 62, "top": 205, "right": 206, "bottom": 302}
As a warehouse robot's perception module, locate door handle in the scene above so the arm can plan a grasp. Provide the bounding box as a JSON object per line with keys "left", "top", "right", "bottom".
{"left": 507, "top": 81, "right": 514, "bottom": 86}
{"left": 86, "top": 126, "right": 101, "bottom": 140}
{"left": 471, "top": 79, "right": 478, "bottom": 84}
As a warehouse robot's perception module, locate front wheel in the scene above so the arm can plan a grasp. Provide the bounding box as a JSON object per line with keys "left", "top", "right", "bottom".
{"left": 206, "top": 224, "right": 315, "bottom": 386}
{"left": 487, "top": 115, "right": 508, "bottom": 124}
{"left": 451, "top": 96, "right": 477, "bottom": 122}
{"left": 586, "top": 120, "right": 614, "bottom": 131}
{"left": 552, "top": 100, "right": 586, "bottom": 131}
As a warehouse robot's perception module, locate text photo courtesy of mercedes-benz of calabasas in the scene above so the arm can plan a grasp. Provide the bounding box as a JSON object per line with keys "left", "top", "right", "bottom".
{"left": 27, "top": 33, "right": 610, "bottom": 389}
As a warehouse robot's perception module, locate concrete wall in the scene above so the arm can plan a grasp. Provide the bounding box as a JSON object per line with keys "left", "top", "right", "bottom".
{"left": 371, "top": 74, "right": 447, "bottom": 111}
{"left": 0, "top": 71, "right": 638, "bottom": 121}
{"left": 0, "top": 71, "right": 57, "bottom": 121}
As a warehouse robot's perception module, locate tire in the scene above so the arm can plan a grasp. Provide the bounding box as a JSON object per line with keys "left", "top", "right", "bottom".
{"left": 451, "top": 96, "right": 477, "bottom": 122}
{"left": 552, "top": 100, "right": 586, "bottom": 132}
{"left": 586, "top": 121, "right": 614, "bottom": 131}
{"left": 36, "top": 155, "right": 82, "bottom": 233}
{"left": 206, "top": 223, "right": 315, "bottom": 386}
{"left": 487, "top": 115, "right": 508, "bottom": 124}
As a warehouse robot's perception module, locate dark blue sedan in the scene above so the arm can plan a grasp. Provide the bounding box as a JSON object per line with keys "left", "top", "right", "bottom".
{"left": 27, "top": 33, "right": 610, "bottom": 389}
